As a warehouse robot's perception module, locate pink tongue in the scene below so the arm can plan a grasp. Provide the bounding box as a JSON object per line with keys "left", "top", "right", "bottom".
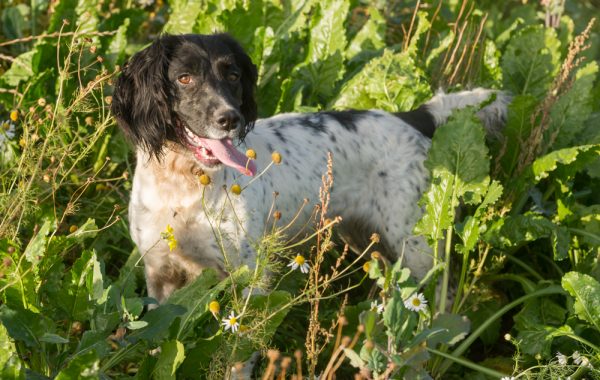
{"left": 198, "top": 138, "right": 256, "bottom": 176}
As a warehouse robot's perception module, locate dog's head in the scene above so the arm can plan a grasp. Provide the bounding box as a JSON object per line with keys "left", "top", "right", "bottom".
{"left": 111, "top": 33, "right": 258, "bottom": 175}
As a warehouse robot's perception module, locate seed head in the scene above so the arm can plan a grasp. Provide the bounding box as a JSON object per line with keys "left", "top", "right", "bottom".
{"left": 271, "top": 151, "right": 282, "bottom": 164}
{"left": 199, "top": 174, "right": 211, "bottom": 186}
{"left": 370, "top": 233, "right": 380, "bottom": 243}
{"left": 371, "top": 251, "right": 381, "bottom": 260}
{"left": 273, "top": 210, "right": 282, "bottom": 220}
{"left": 246, "top": 148, "right": 256, "bottom": 159}
{"left": 231, "top": 184, "right": 242, "bottom": 195}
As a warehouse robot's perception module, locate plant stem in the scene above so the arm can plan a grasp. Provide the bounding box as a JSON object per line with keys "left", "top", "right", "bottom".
{"left": 439, "top": 226, "right": 453, "bottom": 313}
{"left": 436, "top": 285, "right": 566, "bottom": 376}
{"left": 428, "top": 348, "right": 509, "bottom": 378}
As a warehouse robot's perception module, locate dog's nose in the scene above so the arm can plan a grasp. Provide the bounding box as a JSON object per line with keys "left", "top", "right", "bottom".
{"left": 215, "top": 109, "right": 240, "bottom": 131}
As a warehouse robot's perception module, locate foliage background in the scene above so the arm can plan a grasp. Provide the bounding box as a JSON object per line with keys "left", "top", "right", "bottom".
{"left": 0, "top": 0, "right": 599, "bottom": 379}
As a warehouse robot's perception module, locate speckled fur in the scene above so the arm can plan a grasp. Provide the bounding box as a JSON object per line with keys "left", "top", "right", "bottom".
{"left": 128, "top": 89, "right": 509, "bottom": 303}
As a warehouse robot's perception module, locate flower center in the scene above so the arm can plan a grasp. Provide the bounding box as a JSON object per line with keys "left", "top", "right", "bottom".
{"left": 412, "top": 298, "right": 421, "bottom": 307}
{"left": 294, "top": 255, "right": 305, "bottom": 265}
{"left": 229, "top": 317, "right": 237, "bottom": 325}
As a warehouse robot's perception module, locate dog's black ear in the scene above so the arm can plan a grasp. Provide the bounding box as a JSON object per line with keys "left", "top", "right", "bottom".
{"left": 111, "top": 35, "right": 180, "bottom": 158}
{"left": 220, "top": 34, "right": 258, "bottom": 139}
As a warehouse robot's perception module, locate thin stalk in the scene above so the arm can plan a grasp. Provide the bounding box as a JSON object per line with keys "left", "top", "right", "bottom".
{"left": 439, "top": 226, "right": 453, "bottom": 313}
{"left": 436, "top": 285, "right": 565, "bottom": 376}
{"left": 428, "top": 348, "right": 508, "bottom": 378}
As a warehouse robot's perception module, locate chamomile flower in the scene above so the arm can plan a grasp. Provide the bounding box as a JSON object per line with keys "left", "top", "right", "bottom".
{"left": 221, "top": 312, "right": 240, "bottom": 333}
{"left": 370, "top": 300, "right": 385, "bottom": 314}
{"left": 573, "top": 351, "right": 582, "bottom": 365}
{"left": 556, "top": 352, "right": 568, "bottom": 366}
{"left": 403, "top": 292, "right": 428, "bottom": 312}
{"left": 288, "top": 255, "right": 310, "bottom": 273}
{"left": 500, "top": 377, "right": 515, "bottom": 380}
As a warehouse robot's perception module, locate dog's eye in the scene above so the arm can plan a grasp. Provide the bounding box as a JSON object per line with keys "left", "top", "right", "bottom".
{"left": 227, "top": 72, "right": 240, "bottom": 82}
{"left": 177, "top": 75, "right": 192, "bottom": 85}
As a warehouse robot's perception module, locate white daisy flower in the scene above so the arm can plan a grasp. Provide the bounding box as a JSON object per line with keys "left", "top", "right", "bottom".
{"left": 403, "top": 292, "right": 428, "bottom": 312}
{"left": 500, "top": 377, "right": 515, "bottom": 380}
{"left": 288, "top": 255, "right": 310, "bottom": 273}
{"left": 221, "top": 312, "right": 240, "bottom": 333}
{"left": 370, "top": 300, "right": 385, "bottom": 314}
{"left": 556, "top": 351, "right": 568, "bottom": 366}
{"left": 573, "top": 351, "right": 582, "bottom": 365}
{"left": 580, "top": 356, "right": 591, "bottom": 368}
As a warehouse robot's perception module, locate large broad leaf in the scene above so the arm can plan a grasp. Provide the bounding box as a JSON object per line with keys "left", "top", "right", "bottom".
{"left": 332, "top": 48, "right": 431, "bottom": 111}
{"left": 152, "top": 340, "right": 186, "bottom": 380}
{"left": 562, "top": 272, "right": 600, "bottom": 332}
{"left": 502, "top": 25, "right": 560, "bottom": 100}
{"left": 292, "top": 0, "right": 349, "bottom": 104}
{"left": 129, "top": 304, "right": 187, "bottom": 343}
{"left": 345, "top": 6, "right": 385, "bottom": 64}
{"left": 495, "top": 94, "right": 538, "bottom": 179}
{"left": 415, "top": 107, "right": 490, "bottom": 245}
{"left": 55, "top": 351, "right": 99, "bottom": 380}
{"left": 426, "top": 313, "right": 470, "bottom": 348}
{"left": 23, "top": 220, "right": 51, "bottom": 267}
{"left": 163, "top": 0, "right": 210, "bottom": 34}
{"left": 513, "top": 297, "right": 567, "bottom": 358}
{"left": 549, "top": 62, "right": 598, "bottom": 149}
{"left": 167, "top": 267, "right": 249, "bottom": 339}
{"left": 484, "top": 213, "right": 569, "bottom": 260}
{"left": 0, "top": 306, "right": 46, "bottom": 348}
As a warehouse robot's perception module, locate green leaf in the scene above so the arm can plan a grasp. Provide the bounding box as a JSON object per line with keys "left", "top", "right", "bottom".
{"left": 383, "top": 289, "right": 416, "bottom": 347}
{"left": 167, "top": 268, "right": 234, "bottom": 339}
{"left": 163, "top": 0, "right": 209, "bottom": 34}
{"left": 562, "top": 272, "right": 600, "bottom": 332}
{"left": 343, "top": 348, "right": 366, "bottom": 368}
{"left": 0, "top": 324, "right": 22, "bottom": 379}
{"left": 495, "top": 95, "right": 538, "bottom": 179}
{"left": 549, "top": 62, "right": 598, "bottom": 149}
{"left": 39, "top": 333, "right": 69, "bottom": 344}
{"left": 0, "top": 50, "right": 35, "bottom": 87}
{"left": 0, "top": 305, "right": 46, "bottom": 348}
{"left": 345, "top": 6, "right": 385, "bottom": 63}
{"left": 427, "top": 313, "right": 470, "bottom": 348}
{"left": 152, "top": 340, "right": 186, "bottom": 380}
{"left": 415, "top": 107, "right": 490, "bottom": 245}
{"left": 130, "top": 304, "right": 187, "bottom": 343}
{"left": 55, "top": 351, "right": 99, "bottom": 379}
{"left": 65, "top": 250, "right": 103, "bottom": 320}
{"left": 456, "top": 181, "right": 503, "bottom": 254}
{"left": 23, "top": 220, "right": 51, "bottom": 267}
{"left": 484, "top": 213, "right": 567, "bottom": 260}
{"left": 531, "top": 144, "right": 600, "bottom": 182}
{"left": 502, "top": 26, "right": 560, "bottom": 100}
{"left": 332, "top": 48, "right": 431, "bottom": 111}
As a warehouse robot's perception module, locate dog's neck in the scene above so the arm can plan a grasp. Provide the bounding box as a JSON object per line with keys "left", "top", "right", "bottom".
{"left": 145, "top": 142, "right": 206, "bottom": 179}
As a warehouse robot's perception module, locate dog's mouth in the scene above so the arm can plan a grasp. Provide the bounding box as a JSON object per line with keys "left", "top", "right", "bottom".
{"left": 184, "top": 127, "right": 256, "bottom": 176}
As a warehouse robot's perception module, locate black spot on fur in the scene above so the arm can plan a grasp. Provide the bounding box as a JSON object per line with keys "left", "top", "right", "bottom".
{"left": 378, "top": 171, "right": 387, "bottom": 178}
{"left": 395, "top": 105, "right": 436, "bottom": 139}
{"left": 321, "top": 110, "right": 370, "bottom": 132}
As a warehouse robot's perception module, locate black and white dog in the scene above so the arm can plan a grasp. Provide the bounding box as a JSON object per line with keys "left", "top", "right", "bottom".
{"left": 111, "top": 33, "right": 508, "bottom": 303}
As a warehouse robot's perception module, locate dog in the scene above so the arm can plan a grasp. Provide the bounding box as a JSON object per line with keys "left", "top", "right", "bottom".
{"left": 111, "top": 33, "right": 509, "bottom": 304}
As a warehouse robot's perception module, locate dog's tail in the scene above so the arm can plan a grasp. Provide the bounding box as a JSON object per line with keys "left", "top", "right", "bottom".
{"left": 396, "top": 88, "right": 510, "bottom": 139}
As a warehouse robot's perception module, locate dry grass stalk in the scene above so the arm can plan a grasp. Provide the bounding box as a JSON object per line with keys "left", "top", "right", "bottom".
{"left": 305, "top": 152, "right": 335, "bottom": 377}
{"left": 515, "top": 18, "right": 596, "bottom": 176}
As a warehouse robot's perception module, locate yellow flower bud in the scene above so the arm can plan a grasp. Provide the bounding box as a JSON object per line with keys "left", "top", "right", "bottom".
{"left": 246, "top": 148, "right": 256, "bottom": 160}
{"left": 209, "top": 300, "right": 220, "bottom": 314}
{"left": 199, "top": 174, "right": 211, "bottom": 186}
{"left": 271, "top": 151, "right": 282, "bottom": 164}
{"left": 231, "top": 184, "right": 242, "bottom": 195}
{"left": 363, "top": 261, "right": 371, "bottom": 273}
{"left": 69, "top": 225, "right": 78, "bottom": 233}
{"left": 9, "top": 110, "right": 18, "bottom": 122}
